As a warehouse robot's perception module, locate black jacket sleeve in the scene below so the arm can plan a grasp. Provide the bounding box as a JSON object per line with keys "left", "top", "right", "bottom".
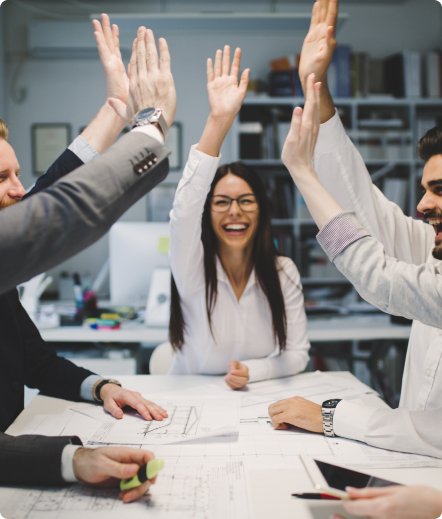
{"left": 0, "top": 432, "right": 82, "bottom": 485}
{"left": 24, "top": 148, "right": 84, "bottom": 200}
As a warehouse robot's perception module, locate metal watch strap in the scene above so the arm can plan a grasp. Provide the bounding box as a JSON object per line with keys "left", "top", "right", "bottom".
{"left": 132, "top": 108, "right": 169, "bottom": 139}
{"left": 94, "top": 379, "right": 122, "bottom": 403}
{"left": 322, "top": 407, "right": 337, "bottom": 437}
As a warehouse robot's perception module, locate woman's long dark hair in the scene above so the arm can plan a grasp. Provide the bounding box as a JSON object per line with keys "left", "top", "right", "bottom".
{"left": 169, "top": 162, "right": 288, "bottom": 353}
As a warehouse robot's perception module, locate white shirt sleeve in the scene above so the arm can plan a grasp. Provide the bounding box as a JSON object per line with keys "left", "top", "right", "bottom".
{"left": 68, "top": 135, "right": 99, "bottom": 164}
{"left": 314, "top": 110, "right": 434, "bottom": 265}
{"left": 61, "top": 444, "right": 81, "bottom": 482}
{"left": 334, "top": 400, "right": 442, "bottom": 458}
{"left": 242, "top": 258, "right": 310, "bottom": 382}
{"left": 131, "top": 124, "right": 165, "bottom": 144}
{"left": 80, "top": 374, "right": 102, "bottom": 401}
{"left": 169, "top": 145, "right": 221, "bottom": 297}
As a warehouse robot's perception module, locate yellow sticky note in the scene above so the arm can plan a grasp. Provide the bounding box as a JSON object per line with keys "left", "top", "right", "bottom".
{"left": 157, "top": 236, "right": 170, "bottom": 254}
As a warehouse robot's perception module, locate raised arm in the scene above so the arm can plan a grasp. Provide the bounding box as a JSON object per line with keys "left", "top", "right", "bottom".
{"left": 169, "top": 46, "right": 249, "bottom": 295}
{"left": 299, "top": 0, "right": 433, "bottom": 264}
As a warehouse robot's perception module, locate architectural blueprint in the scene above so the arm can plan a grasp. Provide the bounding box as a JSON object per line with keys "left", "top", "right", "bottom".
{"left": 0, "top": 460, "right": 250, "bottom": 519}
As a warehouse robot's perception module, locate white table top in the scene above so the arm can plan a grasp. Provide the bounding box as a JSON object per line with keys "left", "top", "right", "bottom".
{"left": 38, "top": 315, "right": 411, "bottom": 344}
{"left": 7, "top": 373, "right": 442, "bottom": 519}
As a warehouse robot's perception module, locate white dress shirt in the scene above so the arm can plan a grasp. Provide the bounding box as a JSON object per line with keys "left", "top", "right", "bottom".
{"left": 313, "top": 111, "right": 442, "bottom": 458}
{"left": 61, "top": 123, "right": 165, "bottom": 482}
{"left": 169, "top": 145, "right": 310, "bottom": 382}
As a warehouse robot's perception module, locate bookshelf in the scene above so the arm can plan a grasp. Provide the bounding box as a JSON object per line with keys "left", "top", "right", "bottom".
{"left": 232, "top": 95, "right": 442, "bottom": 301}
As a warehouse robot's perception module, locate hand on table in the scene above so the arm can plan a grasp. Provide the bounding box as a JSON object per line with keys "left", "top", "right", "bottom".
{"left": 298, "top": 0, "right": 338, "bottom": 88}
{"left": 331, "top": 486, "right": 442, "bottom": 519}
{"left": 268, "top": 396, "right": 323, "bottom": 433}
{"left": 73, "top": 446, "right": 157, "bottom": 503}
{"left": 93, "top": 14, "right": 129, "bottom": 103}
{"left": 109, "top": 27, "right": 176, "bottom": 128}
{"left": 100, "top": 383, "right": 168, "bottom": 421}
{"left": 224, "top": 360, "right": 249, "bottom": 389}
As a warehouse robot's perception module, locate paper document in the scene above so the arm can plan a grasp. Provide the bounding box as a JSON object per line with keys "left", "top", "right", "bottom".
{"left": 0, "top": 460, "right": 250, "bottom": 519}
{"left": 87, "top": 395, "right": 240, "bottom": 445}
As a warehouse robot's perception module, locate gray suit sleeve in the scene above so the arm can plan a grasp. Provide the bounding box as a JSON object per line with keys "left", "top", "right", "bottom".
{"left": 0, "top": 432, "right": 82, "bottom": 486}
{"left": 0, "top": 131, "right": 169, "bottom": 295}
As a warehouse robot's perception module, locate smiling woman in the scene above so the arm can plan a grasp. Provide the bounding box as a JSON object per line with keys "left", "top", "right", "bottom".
{"left": 168, "top": 46, "right": 310, "bottom": 388}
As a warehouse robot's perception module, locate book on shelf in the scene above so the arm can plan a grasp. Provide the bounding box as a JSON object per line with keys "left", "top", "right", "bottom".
{"left": 423, "top": 52, "right": 441, "bottom": 98}
{"left": 268, "top": 54, "right": 302, "bottom": 97}
{"left": 296, "top": 190, "right": 311, "bottom": 219}
{"left": 266, "top": 176, "right": 294, "bottom": 219}
{"left": 273, "top": 232, "right": 294, "bottom": 258}
{"left": 384, "top": 50, "right": 421, "bottom": 98}
{"left": 416, "top": 116, "right": 437, "bottom": 143}
{"left": 328, "top": 45, "right": 351, "bottom": 98}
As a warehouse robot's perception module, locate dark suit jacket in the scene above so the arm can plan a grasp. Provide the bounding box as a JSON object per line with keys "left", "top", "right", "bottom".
{"left": 0, "top": 132, "right": 170, "bottom": 485}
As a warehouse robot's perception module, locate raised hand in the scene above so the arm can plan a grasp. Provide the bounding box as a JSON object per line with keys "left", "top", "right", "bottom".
{"left": 93, "top": 14, "right": 129, "bottom": 103}
{"left": 298, "top": 0, "right": 338, "bottom": 89}
{"left": 109, "top": 27, "right": 176, "bottom": 129}
{"left": 281, "top": 73, "right": 321, "bottom": 179}
{"left": 207, "top": 46, "right": 249, "bottom": 121}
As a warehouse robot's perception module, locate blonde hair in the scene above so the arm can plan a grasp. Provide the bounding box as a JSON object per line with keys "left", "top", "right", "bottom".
{"left": 0, "top": 119, "right": 8, "bottom": 140}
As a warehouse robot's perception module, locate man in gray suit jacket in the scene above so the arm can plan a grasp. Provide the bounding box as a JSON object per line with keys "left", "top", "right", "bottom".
{"left": 0, "top": 25, "right": 176, "bottom": 504}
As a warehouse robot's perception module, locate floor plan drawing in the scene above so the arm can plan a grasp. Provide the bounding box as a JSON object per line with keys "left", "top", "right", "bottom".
{"left": 138, "top": 406, "right": 202, "bottom": 436}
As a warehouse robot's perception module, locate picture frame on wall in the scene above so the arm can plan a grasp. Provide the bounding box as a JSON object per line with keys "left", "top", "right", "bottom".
{"left": 165, "top": 122, "right": 182, "bottom": 170}
{"left": 32, "top": 123, "right": 71, "bottom": 177}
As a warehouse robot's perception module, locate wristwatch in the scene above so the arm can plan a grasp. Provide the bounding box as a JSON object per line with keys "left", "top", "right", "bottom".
{"left": 93, "top": 379, "right": 122, "bottom": 403}
{"left": 131, "top": 107, "right": 169, "bottom": 139}
{"left": 321, "top": 399, "right": 342, "bottom": 437}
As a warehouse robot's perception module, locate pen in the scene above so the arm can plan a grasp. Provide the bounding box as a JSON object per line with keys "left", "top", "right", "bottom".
{"left": 291, "top": 493, "right": 345, "bottom": 500}
{"left": 120, "top": 458, "right": 164, "bottom": 491}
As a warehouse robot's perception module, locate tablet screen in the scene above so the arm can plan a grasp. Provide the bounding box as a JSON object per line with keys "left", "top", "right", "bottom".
{"left": 315, "top": 460, "right": 398, "bottom": 491}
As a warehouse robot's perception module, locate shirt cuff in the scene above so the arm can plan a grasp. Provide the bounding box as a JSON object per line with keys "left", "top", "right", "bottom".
{"left": 333, "top": 400, "right": 378, "bottom": 443}
{"left": 80, "top": 374, "right": 102, "bottom": 401}
{"left": 132, "top": 124, "right": 165, "bottom": 144}
{"left": 241, "top": 359, "right": 269, "bottom": 383}
{"left": 314, "top": 108, "right": 349, "bottom": 156}
{"left": 181, "top": 144, "right": 222, "bottom": 186}
{"left": 69, "top": 135, "right": 99, "bottom": 164}
{"left": 61, "top": 444, "right": 81, "bottom": 482}
{"left": 316, "top": 211, "right": 370, "bottom": 262}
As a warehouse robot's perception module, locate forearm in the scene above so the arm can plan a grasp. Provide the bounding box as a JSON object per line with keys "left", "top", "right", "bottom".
{"left": 289, "top": 167, "right": 342, "bottom": 229}
{"left": 81, "top": 102, "right": 126, "bottom": 154}
{"left": 243, "top": 348, "right": 309, "bottom": 383}
{"left": 196, "top": 113, "right": 234, "bottom": 158}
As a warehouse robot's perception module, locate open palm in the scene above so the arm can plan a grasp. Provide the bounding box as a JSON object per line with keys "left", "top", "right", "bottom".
{"left": 299, "top": 0, "right": 338, "bottom": 87}
{"left": 207, "top": 46, "right": 249, "bottom": 120}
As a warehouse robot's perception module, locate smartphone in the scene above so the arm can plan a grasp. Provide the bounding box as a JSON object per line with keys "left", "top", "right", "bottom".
{"left": 301, "top": 456, "right": 400, "bottom": 498}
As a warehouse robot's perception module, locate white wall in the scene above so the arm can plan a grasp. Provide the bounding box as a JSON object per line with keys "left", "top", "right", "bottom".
{"left": 2, "top": 0, "right": 442, "bottom": 295}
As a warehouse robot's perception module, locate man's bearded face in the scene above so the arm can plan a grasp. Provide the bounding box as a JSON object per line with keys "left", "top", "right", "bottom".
{"left": 0, "top": 197, "right": 19, "bottom": 210}
{"left": 417, "top": 155, "right": 442, "bottom": 260}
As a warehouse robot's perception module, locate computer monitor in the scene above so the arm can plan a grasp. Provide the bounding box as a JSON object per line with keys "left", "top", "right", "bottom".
{"left": 109, "top": 222, "right": 170, "bottom": 306}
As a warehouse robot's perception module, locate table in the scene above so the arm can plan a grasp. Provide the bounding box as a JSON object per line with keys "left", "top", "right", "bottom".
{"left": 6, "top": 373, "right": 442, "bottom": 519}
{"left": 38, "top": 314, "right": 411, "bottom": 345}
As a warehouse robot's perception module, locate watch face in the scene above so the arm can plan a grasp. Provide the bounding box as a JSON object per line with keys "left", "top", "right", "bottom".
{"left": 322, "top": 399, "right": 342, "bottom": 408}
{"left": 140, "top": 107, "right": 156, "bottom": 119}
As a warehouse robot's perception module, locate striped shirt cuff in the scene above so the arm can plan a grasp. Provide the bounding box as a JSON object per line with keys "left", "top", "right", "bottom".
{"left": 316, "top": 211, "right": 370, "bottom": 261}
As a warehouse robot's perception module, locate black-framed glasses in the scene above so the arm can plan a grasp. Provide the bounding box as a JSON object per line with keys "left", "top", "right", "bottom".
{"left": 210, "top": 194, "right": 258, "bottom": 213}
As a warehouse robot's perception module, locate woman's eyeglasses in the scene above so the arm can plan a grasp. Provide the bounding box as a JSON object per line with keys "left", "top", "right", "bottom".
{"left": 210, "top": 194, "right": 258, "bottom": 213}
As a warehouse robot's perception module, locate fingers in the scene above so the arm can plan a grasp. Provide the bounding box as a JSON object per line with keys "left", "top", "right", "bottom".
{"left": 222, "top": 45, "right": 231, "bottom": 76}
{"left": 145, "top": 28, "right": 159, "bottom": 71}
{"left": 325, "top": 0, "right": 339, "bottom": 30}
{"left": 345, "top": 486, "right": 398, "bottom": 499}
{"left": 309, "top": 1, "right": 319, "bottom": 29}
{"left": 228, "top": 359, "right": 240, "bottom": 371}
{"left": 120, "top": 480, "right": 151, "bottom": 503}
{"left": 224, "top": 373, "right": 247, "bottom": 389}
{"left": 112, "top": 24, "right": 123, "bottom": 61}
{"left": 214, "top": 49, "right": 222, "bottom": 78}
{"left": 136, "top": 27, "right": 148, "bottom": 80}
{"left": 344, "top": 496, "right": 386, "bottom": 517}
{"left": 101, "top": 13, "right": 116, "bottom": 55}
{"left": 239, "top": 68, "right": 250, "bottom": 94}
{"left": 129, "top": 36, "right": 138, "bottom": 89}
{"left": 270, "top": 412, "right": 289, "bottom": 430}
{"left": 230, "top": 47, "right": 241, "bottom": 80}
{"left": 93, "top": 29, "right": 112, "bottom": 63}
{"left": 158, "top": 37, "right": 171, "bottom": 73}
{"left": 319, "top": 0, "right": 328, "bottom": 23}
{"left": 288, "top": 106, "right": 303, "bottom": 144}
{"left": 302, "top": 73, "right": 317, "bottom": 130}
{"left": 207, "top": 58, "right": 214, "bottom": 84}
{"left": 103, "top": 446, "right": 154, "bottom": 465}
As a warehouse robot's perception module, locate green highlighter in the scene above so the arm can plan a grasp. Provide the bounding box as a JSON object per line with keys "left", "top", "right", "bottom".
{"left": 120, "top": 458, "right": 164, "bottom": 491}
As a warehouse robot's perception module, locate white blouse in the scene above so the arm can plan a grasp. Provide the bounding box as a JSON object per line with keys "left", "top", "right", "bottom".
{"left": 168, "top": 145, "right": 310, "bottom": 382}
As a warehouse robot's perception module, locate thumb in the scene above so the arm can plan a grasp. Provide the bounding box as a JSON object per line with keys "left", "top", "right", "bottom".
{"left": 228, "top": 360, "right": 240, "bottom": 372}
{"left": 239, "top": 68, "right": 250, "bottom": 94}
{"left": 104, "top": 398, "right": 124, "bottom": 419}
{"left": 108, "top": 98, "right": 130, "bottom": 123}
{"left": 104, "top": 459, "right": 139, "bottom": 480}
